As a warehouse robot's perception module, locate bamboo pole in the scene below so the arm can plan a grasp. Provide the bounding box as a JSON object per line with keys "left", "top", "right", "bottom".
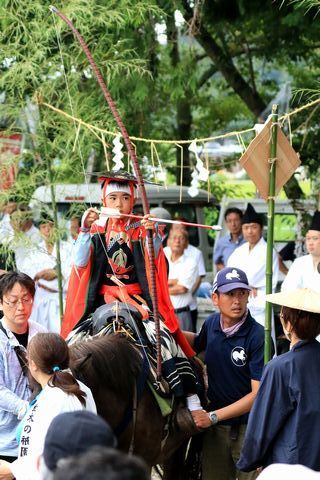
{"left": 38, "top": 107, "right": 64, "bottom": 323}
{"left": 264, "top": 104, "right": 278, "bottom": 363}
{"left": 47, "top": 167, "right": 64, "bottom": 323}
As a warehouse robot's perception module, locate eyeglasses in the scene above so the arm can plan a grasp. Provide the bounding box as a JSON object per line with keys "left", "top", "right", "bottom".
{"left": 2, "top": 298, "right": 33, "bottom": 309}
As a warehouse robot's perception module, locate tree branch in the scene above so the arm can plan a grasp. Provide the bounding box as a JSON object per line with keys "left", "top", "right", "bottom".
{"left": 197, "top": 64, "right": 217, "bottom": 89}
{"left": 180, "top": 0, "right": 267, "bottom": 116}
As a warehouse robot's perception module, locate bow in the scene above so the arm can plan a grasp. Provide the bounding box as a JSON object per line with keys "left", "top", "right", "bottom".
{"left": 50, "top": 5, "right": 162, "bottom": 378}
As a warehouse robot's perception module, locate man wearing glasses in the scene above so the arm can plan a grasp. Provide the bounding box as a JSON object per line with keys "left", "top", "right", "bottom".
{"left": 0, "top": 272, "right": 46, "bottom": 463}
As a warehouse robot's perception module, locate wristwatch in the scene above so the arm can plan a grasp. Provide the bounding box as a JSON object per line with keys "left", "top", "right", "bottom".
{"left": 208, "top": 411, "right": 219, "bottom": 425}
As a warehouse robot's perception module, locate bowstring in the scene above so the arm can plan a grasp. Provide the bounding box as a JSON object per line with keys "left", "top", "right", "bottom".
{"left": 51, "top": 12, "right": 153, "bottom": 348}
{"left": 51, "top": 11, "right": 110, "bottom": 263}
{"left": 51, "top": 13, "right": 91, "bottom": 206}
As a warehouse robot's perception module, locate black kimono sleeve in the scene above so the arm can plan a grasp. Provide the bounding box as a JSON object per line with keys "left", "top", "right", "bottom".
{"left": 237, "top": 360, "right": 295, "bottom": 471}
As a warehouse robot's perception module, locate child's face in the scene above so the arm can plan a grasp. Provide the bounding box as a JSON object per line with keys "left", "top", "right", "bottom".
{"left": 104, "top": 191, "right": 132, "bottom": 216}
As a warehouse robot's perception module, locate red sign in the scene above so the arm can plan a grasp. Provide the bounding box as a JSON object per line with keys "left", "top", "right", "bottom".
{"left": 0, "top": 133, "right": 22, "bottom": 190}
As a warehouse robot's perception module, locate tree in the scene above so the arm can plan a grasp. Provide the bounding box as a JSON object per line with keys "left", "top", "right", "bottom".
{"left": 1, "top": 0, "right": 320, "bottom": 199}
{"left": 0, "top": 0, "right": 163, "bottom": 194}
{"left": 154, "top": 0, "right": 320, "bottom": 193}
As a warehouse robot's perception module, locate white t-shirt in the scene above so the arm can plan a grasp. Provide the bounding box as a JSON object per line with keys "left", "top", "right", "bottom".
{"left": 11, "top": 381, "right": 96, "bottom": 480}
{"left": 184, "top": 244, "right": 206, "bottom": 277}
{"left": 184, "top": 244, "right": 206, "bottom": 310}
{"left": 258, "top": 464, "right": 320, "bottom": 480}
{"left": 227, "top": 237, "right": 279, "bottom": 326}
{"left": 20, "top": 240, "right": 73, "bottom": 332}
{"left": 281, "top": 254, "right": 320, "bottom": 292}
{"left": 163, "top": 248, "right": 199, "bottom": 310}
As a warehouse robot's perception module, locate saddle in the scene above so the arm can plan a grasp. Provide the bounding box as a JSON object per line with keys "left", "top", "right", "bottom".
{"left": 67, "top": 302, "right": 171, "bottom": 396}
{"left": 67, "top": 302, "right": 205, "bottom": 436}
{"left": 92, "top": 302, "right": 145, "bottom": 338}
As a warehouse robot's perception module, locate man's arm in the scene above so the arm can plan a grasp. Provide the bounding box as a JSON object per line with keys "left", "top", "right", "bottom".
{"left": 191, "top": 379, "right": 260, "bottom": 428}
{"left": 168, "top": 282, "right": 188, "bottom": 295}
{"left": 168, "top": 259, "right": 198, "bottom": 295}
{"left": 237, "top": 365, "right": 293, "bottom": 472}
{"left": 213, "top": 238, "right": 224, "bottom": 266}
{"left": 191, "top": 276, "right": 201, "bottom": 294}
{"left": 0, "top": 354, "right": 28, "bottom": 418}
{"left": 73, "top": 231, "right": 92, "bottom": 267}
{"left": 73, "top": 208, "right": 99, "bottom": 268}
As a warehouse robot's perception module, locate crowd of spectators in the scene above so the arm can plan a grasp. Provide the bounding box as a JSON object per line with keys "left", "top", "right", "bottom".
{"left": 0, "top": 197, "right": 320, "bottom": 479}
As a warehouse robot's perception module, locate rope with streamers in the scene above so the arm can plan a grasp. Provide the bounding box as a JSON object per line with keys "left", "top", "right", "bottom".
{"left": 49, "top": 5, "right": 162, "bottom": 380}
{"left": 37, "top": 96, "right": 320, "bottom": 146}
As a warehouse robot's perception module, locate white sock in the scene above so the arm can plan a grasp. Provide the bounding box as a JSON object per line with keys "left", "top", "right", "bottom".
{"left": 187, "top": 394, "right": 202, "bottom": 411}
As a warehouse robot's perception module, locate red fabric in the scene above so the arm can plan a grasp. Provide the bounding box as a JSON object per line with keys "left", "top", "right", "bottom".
{"left": 61, "top": 223, "right": 195, "bottom": 358}
{"left": 99, "top": 284, "right": 149, "bottom": 320}
{"left": 61, "top": 255, "right": 93, "bottom": 338}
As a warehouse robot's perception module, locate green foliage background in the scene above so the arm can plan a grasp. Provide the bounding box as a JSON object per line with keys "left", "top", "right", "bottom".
{"left": 0, "top": 0, "right": 320, "bottom": 209}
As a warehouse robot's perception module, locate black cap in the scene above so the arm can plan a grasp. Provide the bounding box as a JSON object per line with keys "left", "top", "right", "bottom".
{"left": 309, "top": 211, "right": 320, "bottom": 232}
{"left": 242, "top": 203, "right": 264, "bottom": 227}
{"left": 43, "top": 411, "right": 117, "bottom": 471}
{"left": 96, "top": 170, "right": 138, "bottom": 189}
{"left": 94, "top": 169, "right": 156, "bottom": 188}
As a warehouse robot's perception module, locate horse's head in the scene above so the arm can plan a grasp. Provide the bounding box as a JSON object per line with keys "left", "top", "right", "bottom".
{"left": 92, "top": 302, "right": 143, "bottom": 335}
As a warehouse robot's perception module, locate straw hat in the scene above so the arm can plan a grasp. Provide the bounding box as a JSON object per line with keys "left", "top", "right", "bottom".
{"left": 266, "top": 288, "right": 320, "bottom": 314}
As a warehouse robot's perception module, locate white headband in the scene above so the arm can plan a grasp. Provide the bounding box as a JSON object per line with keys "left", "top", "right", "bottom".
{"left": 104, "top": 182, "right": 132, "bottom": 197}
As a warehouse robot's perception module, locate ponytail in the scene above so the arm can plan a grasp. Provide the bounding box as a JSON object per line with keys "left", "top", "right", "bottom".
{"left": 28, "top": 333, "right": 87, "bottom": 406}
{"left": 49, "top": 370, "right": 86, "bottom": 406}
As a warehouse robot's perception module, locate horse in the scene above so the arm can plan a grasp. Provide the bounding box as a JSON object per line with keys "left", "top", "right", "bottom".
{"left": 68, "top": 305, "right": 202, "bottom": 479}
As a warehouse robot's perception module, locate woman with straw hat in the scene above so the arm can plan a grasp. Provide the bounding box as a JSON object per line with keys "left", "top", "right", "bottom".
{"left": 237, "top": 288, "right": 320, "bottom": 472}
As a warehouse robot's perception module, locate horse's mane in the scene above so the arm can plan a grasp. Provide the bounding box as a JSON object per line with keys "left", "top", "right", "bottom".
{"left": 69, "top": 334, "right": 143, "bottom": 398}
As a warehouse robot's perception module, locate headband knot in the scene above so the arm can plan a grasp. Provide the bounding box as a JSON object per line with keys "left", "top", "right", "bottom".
{"left": 52, "top": 366, "right": 60, "bottom": 373}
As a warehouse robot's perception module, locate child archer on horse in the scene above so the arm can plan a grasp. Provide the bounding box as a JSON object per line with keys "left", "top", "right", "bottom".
{"left": 61, "top": 170, "right": 202, "bottom": 413}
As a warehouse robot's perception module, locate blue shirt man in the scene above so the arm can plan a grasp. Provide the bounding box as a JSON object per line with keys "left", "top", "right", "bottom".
{"left": 214, "top": 207, "right": 245, "bottom": 271}
{"left": 0, "top": 272, "right": 46, "bottom": 461}
{"left": 184, "top": 266, "right": 264, "bottom": 480}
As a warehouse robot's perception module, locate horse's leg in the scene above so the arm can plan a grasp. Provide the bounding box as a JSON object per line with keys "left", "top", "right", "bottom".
{"left": 130, "top": 388, "right": 166, "bottom": 467}
{"left": 162, "top": 440, "right": 189, "bottom": 480}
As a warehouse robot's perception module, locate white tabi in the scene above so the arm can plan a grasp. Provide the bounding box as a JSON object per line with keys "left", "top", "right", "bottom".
{"left": 19, "top": 240, "right": 73, "bottom": 332}
{"left": 281, "top": 254, "right": 320, "bottom": 292}
{"left": 227, "top": 237, "right": 279, "bottom": 327}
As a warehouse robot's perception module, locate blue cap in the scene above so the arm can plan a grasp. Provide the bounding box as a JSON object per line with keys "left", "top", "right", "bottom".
{"left": 212, "top": 267, "right": 251, "bottom": 294}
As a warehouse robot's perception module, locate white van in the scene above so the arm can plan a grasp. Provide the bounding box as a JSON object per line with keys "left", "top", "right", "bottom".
{"left": 31, "top": 183, "right": 217, "bottom": 271}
